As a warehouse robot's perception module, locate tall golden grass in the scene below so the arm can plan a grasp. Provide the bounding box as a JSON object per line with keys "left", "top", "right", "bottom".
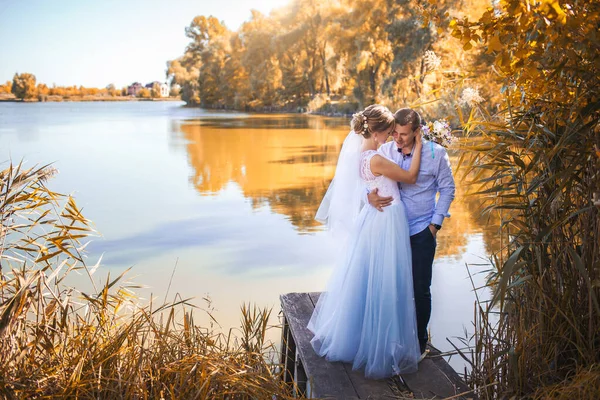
{"left": 415, "top": 0, "right": 600, "bottom": 397}
{"left": 0, "top": 162, "right": 293, "bottom": 399}
{"left": 452, "top": 97, "right": 600, "bottom": 398}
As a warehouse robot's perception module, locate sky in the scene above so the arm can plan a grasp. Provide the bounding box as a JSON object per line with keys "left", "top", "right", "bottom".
{"left": 0, "top": 0, "right": 285, "bottom": 88}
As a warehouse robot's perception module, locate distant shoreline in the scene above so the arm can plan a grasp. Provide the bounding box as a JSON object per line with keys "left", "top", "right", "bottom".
{"left": 0, "top": 95, "right": 353, "bottom": 117}
{"left": 0, "top": 94, "right": 182, "bottom": 103}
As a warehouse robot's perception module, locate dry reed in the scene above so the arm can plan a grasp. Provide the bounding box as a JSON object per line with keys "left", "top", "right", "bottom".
{"left": 452, "top": 92, "right": 600, "bottom": 398}
{"left": 0, "top": 162, "right": 294, "bottom": 399}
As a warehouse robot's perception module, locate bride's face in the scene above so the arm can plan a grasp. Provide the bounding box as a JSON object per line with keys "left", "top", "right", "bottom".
{"left": 372, "top": 127, "right": 394, "bottom": 145}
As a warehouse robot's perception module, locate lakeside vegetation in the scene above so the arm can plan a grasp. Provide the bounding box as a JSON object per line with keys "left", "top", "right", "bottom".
{"left": 0, "top": 163, "right": 292, "bottom": 399}
{"left": 0, "top": 74, "right": 181, "bottom": 102}
{"left": 167, "top": 0, "right": 496, "bottom": 118}
{"left": 442, "top": 0, "right": 600, "bottom": 398}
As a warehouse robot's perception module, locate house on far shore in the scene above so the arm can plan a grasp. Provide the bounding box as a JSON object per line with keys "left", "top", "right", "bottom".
{"left": 144, "top": 81, "right": 170, "bottom": 97}
{"left": 127, "top": 82, "right": 143, "bottom": 96}
{"left": 160, "top": 82, "right": 169, "bottom": 97}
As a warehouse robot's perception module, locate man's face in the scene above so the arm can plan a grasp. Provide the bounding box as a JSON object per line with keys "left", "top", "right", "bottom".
{"left": 392, "top": 124, "right": 417, "bottom": 148}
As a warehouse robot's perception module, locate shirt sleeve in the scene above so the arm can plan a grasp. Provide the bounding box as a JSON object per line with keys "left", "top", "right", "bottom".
{"left": 432, "top": 148, "right": 456, "bottom": 226}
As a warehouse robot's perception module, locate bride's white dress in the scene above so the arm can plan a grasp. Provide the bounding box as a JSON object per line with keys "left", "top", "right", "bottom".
{"left": 308, "top": 149, "right": 420, "bottom": 379}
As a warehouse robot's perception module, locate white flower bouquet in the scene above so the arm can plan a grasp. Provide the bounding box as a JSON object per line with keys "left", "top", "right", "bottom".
{"left": 421, "top": 119, "right": 455, "bottom": 148}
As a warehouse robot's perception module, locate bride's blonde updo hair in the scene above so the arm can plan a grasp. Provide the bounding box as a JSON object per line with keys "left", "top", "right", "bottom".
{"left": 351, "top": 105, "right": 395, "bottom": 138}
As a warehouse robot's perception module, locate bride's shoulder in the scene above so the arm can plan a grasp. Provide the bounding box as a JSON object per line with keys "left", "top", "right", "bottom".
{"left": 360, "top": 149, "right": 378, "bottom": 164}
{"left": 362, "top": 151, "right": 390, "bottom": 170}
{"left": 360, "top": 149, "right": 378, "bottom": 162}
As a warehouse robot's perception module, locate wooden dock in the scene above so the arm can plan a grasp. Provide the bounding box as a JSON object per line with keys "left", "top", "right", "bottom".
{"left": 280, "top": 292, "right": 475, "bottom": 399}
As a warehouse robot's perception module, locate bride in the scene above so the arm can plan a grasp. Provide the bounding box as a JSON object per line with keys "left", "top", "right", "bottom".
{"left": 308, "top": 104, "right": 422, "bottom": 379}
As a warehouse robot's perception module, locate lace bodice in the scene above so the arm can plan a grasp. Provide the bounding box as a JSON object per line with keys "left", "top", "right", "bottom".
{"left": 360, "top": 150, "right": 401, "bottom": 205}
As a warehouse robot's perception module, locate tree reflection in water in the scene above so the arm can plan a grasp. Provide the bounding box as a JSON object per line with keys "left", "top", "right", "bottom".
{"left": 178, "top": 114, "right": 499, "bottom": 258}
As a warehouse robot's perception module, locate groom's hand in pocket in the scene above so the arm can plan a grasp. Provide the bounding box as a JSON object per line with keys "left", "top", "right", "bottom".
{"left": 367, "top": 188, "right": 393, "bottom": 212}
{"left": 428, "top": 224, "right": 439, "bottom": 238}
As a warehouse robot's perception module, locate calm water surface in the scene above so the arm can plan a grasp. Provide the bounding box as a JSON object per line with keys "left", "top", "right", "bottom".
{"left": 0, "top": 101, "right": 494, "bottom": 370}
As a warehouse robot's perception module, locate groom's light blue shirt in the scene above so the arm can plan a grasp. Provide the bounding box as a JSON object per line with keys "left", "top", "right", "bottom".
{"left": 379, "top": 139, "right": 456, "bottom": 236}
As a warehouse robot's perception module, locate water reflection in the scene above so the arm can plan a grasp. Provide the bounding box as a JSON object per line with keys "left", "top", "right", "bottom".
{"left": 179, "top": 115, "right": 348, "bottom": 232}
{"left": 434, "top": 171, "right": 501, "bottom": 260}
{"left": 179, "top": 114, "right": 501, "bottom": 256}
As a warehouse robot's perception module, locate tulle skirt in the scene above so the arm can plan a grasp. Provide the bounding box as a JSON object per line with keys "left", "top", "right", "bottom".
{"left": 308, "top": 202, "right": 420, "bottom": 379}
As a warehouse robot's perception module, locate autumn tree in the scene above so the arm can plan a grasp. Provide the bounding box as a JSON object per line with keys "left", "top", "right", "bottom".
{"left": 11, "top": 73, "right": 37, "bottom": 100}
{"left": 220, "top": 33, "right": 250, "bottom": 108}
{"left": 239, "top": 11, "right": 283, "bottom": 108}
{"left": 167, "top": 55, "right": 201, "bottom": 105}
{"left": 0, "top": 81, "right": 11, "bottom": 94}
{"left": 137, "top": 88, "right": 151, "bottom": 99}
{"left": 191, "top": 16, "right": 231, "bottom": 107}
{"left": 150, "top": 82, "right": 162, "bottom": 98}
{"left": 106, "top": 84, "right": 118, "bottom": 96}
{"left": 167, "top": 0, "right": 491, "bottom": 111}
{"left": 169, "top": 85, "right": 181, "bottom": 97}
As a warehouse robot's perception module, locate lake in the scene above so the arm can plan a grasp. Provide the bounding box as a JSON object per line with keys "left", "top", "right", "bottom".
{"left": 0, "top": 101, "right": 494, "bottom": 370}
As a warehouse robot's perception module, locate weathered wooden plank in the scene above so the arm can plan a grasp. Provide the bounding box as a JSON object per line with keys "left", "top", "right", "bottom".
{"left": 402, "top": 358, "right": 447, "bottom": 399}
{"left": 342, "top": 363, "right": 400, "bottom": 399}
{"left": 281, "top": 316, "right": 296, "bottom": 385}
{"left": 307, "top": 291, "right": 321, "bottom": 306}
{"left": 294, "top": 348, "right": 308, "bottom": 397}
{"left": 402, "top": 354, "right": 475, "bottom": 399}
{"left": 429, "top": 355, "right": 474, "bottom": 399}
{"left": 280, "top": 292, "right": 358, "bottom": 399}
{"left": 403, "top": 344, "right": 475, "bottom": 399}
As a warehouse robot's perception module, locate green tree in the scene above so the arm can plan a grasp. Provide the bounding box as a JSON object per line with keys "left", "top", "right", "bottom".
{"left": 11, "top": 73, "right": 37, "bottom": 100}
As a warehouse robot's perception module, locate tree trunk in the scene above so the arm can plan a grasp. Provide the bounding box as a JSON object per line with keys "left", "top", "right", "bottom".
{"left": 321, "top": 45, "right": 330, "bottom": 96}
{"left": 419, "top": 58, "right": 426, "bottom": 84}
{"left": 370, "top": 62, "right": 381, "bottom": 103}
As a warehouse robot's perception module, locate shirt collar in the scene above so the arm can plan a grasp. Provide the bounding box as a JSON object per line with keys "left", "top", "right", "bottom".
{"left": 397, "top": 142, "right": 416, "bottom": 159}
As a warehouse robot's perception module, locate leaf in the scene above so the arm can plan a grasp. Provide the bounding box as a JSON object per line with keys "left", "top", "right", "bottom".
{"left": 489, "top": 246, "right": 526, "bottom": 310}
{"left": 567, "top": 247, "right": 600, "bottom": 316}
{"left": 487, "top": 33, "right": 503, "bottom": 53}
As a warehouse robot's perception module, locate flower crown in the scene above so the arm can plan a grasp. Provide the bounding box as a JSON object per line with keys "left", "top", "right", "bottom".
{"left": 421, "top": 119, "right": 455, "bottom": 148}
{"left": 352, "top": 112, "right": 369, "bottom": 134}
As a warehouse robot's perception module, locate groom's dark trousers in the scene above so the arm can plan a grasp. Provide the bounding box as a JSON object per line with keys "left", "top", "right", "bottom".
{"left": 410, "top": 227, "right": 437, "bottom": 354}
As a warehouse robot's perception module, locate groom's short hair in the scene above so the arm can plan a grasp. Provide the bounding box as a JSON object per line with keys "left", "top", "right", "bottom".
{"left": 394, "top": 108, "right": 422, "bottom": 132}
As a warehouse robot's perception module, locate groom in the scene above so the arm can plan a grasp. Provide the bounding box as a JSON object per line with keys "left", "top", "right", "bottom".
{"left": 368, "top": 108, "right": 456, "bottom": 357}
